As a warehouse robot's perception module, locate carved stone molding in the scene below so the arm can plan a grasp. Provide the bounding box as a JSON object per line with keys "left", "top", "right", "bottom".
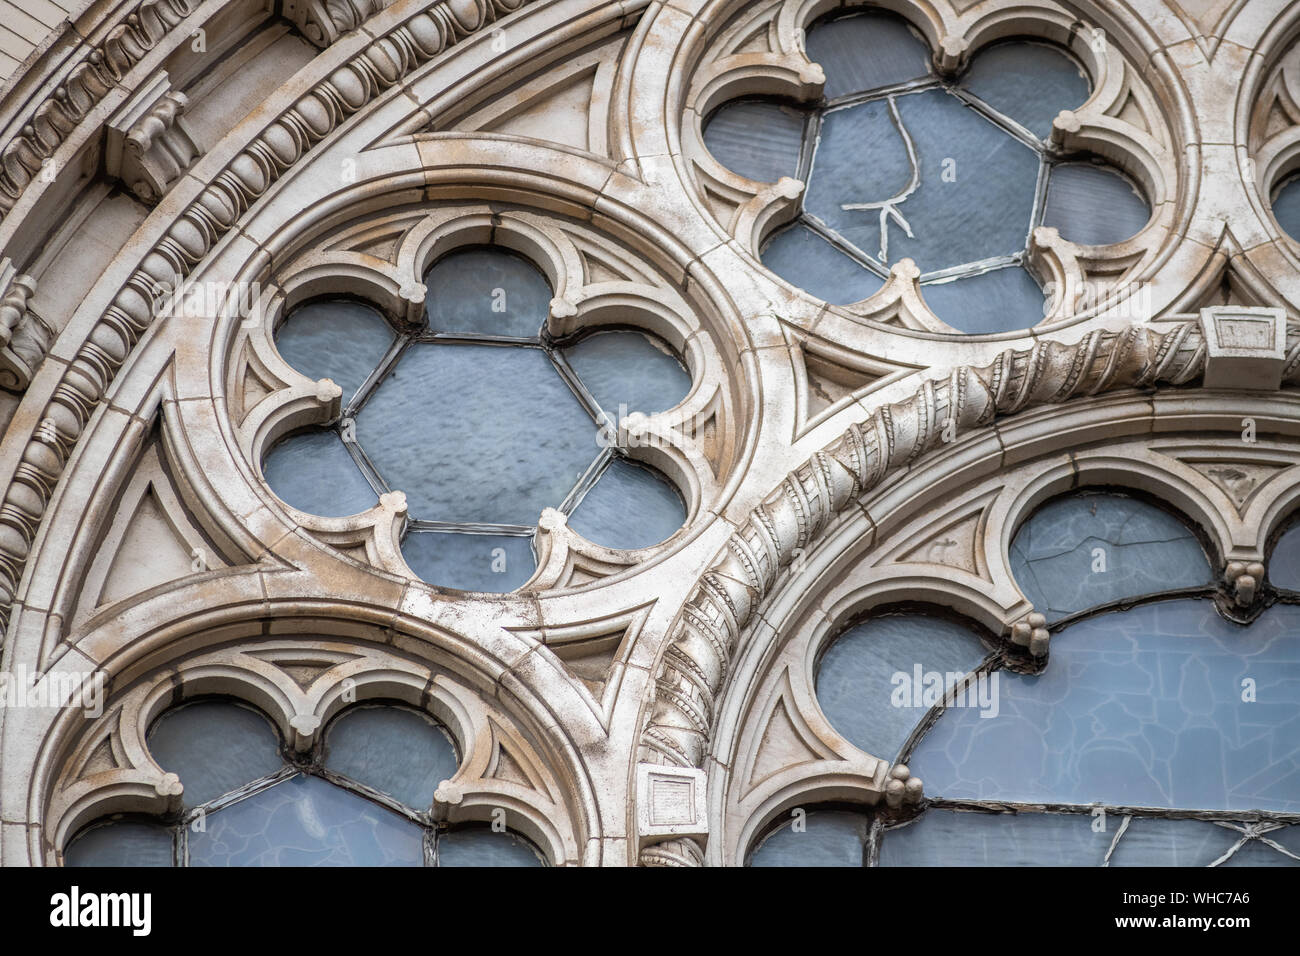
{"left": 104, "top": 73, "right": 200, "bottom": 204}
{"left": 0, "top": 0, "right": 535, "bottom": 630}
{"left": 0, "top": 258, "right": 47, "bottom": 392}
{"left": 0, "top": 0, "right": 204, "bottom": 219}
{"left": 284, "top": 0, "right": 401, "bottom": 47}
{"left": 635, "top": 318, "right": 1300, "bottom": 865}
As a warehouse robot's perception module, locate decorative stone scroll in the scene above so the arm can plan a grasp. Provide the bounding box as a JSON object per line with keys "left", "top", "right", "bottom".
{"left": 105, "top": 73, "right": 200, "bottom": 204}
{"left": 0, "top": 258, "right": 48, "bottom": 393}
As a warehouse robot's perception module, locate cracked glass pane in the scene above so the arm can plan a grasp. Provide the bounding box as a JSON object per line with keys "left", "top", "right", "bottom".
{"left": 807, "top": 89, "right": 1040, "bottom": 273}
{"left": 805, "top": 99, "right": 914, "bottom": 228}
{"left": 561, "top": 329, "right": 691, "bottom": 417}
{"left": 1009, "top": 492, "right": 1211, "bottom": 620}
{"left": 323, "top": 705, "right": 459, "bottom": 811}
{"left": 1043, "top": 163, "right": 1150, "bottom": 246}
{"left": 702, "top": 100, "right": 804, "bottom": 183}
{"left": 1272, "top": 175, "right": 1300, "bottom": 242}
{"left": 568, "top": 458, "right": 685, "bottom": 550}
{"left": 65, "top": 820, "right": 173, "bottom": 867}
{"left": 960, "top": 42, "right": 1090, "bottom": 140}
{"left": 357, "top": 343, "right": 598, "bottom": 525}
{"left": 760, "top": 222, "right": 884, "bottom": 304}
{"left": 275, "top": 299, "right": 394, "bottom": 405}
{"left": 804, "top": 11, "right": 931, "bottom": 99}
{"left": 424, "top": 247, "right": 551, "bottom": 338}
{"left": 1270, "top": 522, "right": 1300, "bottom": 590}
{"left": 920, "top": 266, "right": 1045, "bottom": 333}
{"left": 401, "top": 530, "right": 536, "bottom": 592}
{"left": 1105, "top": 816, "right": 1243, "bottom": 866}
{"left": 1219, "top": 835, "right": 1300, "bottom": 866}
{"left": 880, "top": 808, "right": 1104, "bottom": 866}
{"left": 148, "top": 700, "right": 284, "bottom": 808}
{"left": 816, "top": 611, "right": 989, "bottom": 762}
{"left": 910, "top": 599, "right": 1300, "bottom": 812}
{"left": 748, "top": 809, "right": 868, "bottom": 867}
{"left": 264, "top": 429, "right": 376, "bottom": 518}
{"left": 438, "top": 827, "right": 545, "bottom": 866}
{"left": 189, "top": 774, "right": 423, "bottom": 866}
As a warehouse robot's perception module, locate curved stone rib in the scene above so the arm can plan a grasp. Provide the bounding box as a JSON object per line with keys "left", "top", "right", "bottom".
{"left": 634, "top": 321, "right": 1279, "bottom": 866}
{"left": 0, "top": 0, "right": 529, "bottom": 629}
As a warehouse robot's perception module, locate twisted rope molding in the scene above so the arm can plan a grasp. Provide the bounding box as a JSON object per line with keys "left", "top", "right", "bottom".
{"left": 0, "top": 0, "right": 530, "bottom": 630}
{"left": 636, "top": 320, "right": 1300, "bottom": 866}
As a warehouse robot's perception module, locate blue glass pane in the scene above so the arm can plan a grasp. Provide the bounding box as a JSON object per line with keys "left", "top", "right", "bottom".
{"left": 275, "top": 300, "right": 394, "bottom": 404}
{"left": 357, "top": 344, "right": 598, "bottom": 525}
{"left": 911, "top": 599, "right": 1300, "bottom": 812}
{"left": 816, "top": 612, "right": 989, "bottom": 762}
{"left": 1270, "top": 523, "right": 1300, "bottom": 591}
{"left": 749, "top": 809, "right": 867, "bottom": 867}
{"left": 761, "top": 223, "right": 884, "bottom": 304}
{"left": 1274, "top": 176, "right": 1300, "bottom": 241}
{"left": 1043, "top": 163, "right": 1150, "bottom": 246}
{"left": 879, "top": 809, "right": 1104, "bottom": 866}
{"left": 1220, "top": 831, "right": 1300, "bottom": 866}
{"left": 190, "top": 775, "right": 423, "bottom": 867}
{"left": 568, "top": 458, "right": 685, "bottom": 549}
{"left": 805, "top": 89, "right": 1040, "bottom": 272}
{"left": 806, "top": 99, "right": 914, "bottom": 225}
{"left": 402, "top": 531, "right": 536, "bottom": 592}
{"left": 961, "top": 42, "right": 1090, "bottom": 139}
{"left": 424, "top": 247, "right": 550, "bottom": 338}
{"left": 438, "top": 828, "right": 544, "bottom": 866}
{"left": 1107, "top": 817, "right": 1249, "bottom": 867}
{"left": 65, "top": 820, "right": 173, "bottom": 867}
{"left": 920, "top": 266, "right": 1045, "bottom": 334}
{"left": 562, "top": 330, "right": 691, "bottom": 417}
{"left": 702, "top": 100, "right": 804, "bottom": 183}
{"left": 148, "top": 701, "right": 283, "bottom": 808}
{"left": 805, "top": 12, "right": 931, "bottom": 99}
{"left": 324, "top": 706, "right": 459, "bottom": 810}
{"left": 264, "top": 429, "right": 376, "bottom": 518}
{"left": 1009, "top": 492, "right": 1211, "bottom": 621}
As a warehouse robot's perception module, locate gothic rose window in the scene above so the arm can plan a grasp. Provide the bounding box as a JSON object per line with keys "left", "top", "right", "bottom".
{"left": 64, "top": 700, "right": 545, "bottom": 867}
{"left": 702, "top": 10, "right": 1150, "bottom": 332}
{"left": 262, "top": 245, "right": 692, "bottom": 591}
{"left": 750, "top": 491, "right": 1300, "bottom": 866}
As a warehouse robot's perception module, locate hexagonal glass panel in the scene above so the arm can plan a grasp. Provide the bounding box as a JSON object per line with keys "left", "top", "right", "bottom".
{"left": 262, "top": 247, "right": 696, "bottom": 592}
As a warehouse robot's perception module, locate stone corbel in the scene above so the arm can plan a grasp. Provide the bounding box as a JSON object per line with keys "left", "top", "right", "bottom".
{"left": 104, "top": 73, "right": 199, "bottom": 204}
{"left": 0, "top": 258, "right": 49, "bottom": 392}
{"left": 282, "top": 0, "right": 395, "bottom": 47}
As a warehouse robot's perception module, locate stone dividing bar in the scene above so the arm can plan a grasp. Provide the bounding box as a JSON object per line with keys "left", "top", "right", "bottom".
{"left": 636, "top": 318, "right": 1300, "bottom": 866}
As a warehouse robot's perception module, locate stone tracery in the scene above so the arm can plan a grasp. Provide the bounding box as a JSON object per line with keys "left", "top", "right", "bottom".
{"left": 0, "top": 0, "right": 1298, "bottom": 867}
